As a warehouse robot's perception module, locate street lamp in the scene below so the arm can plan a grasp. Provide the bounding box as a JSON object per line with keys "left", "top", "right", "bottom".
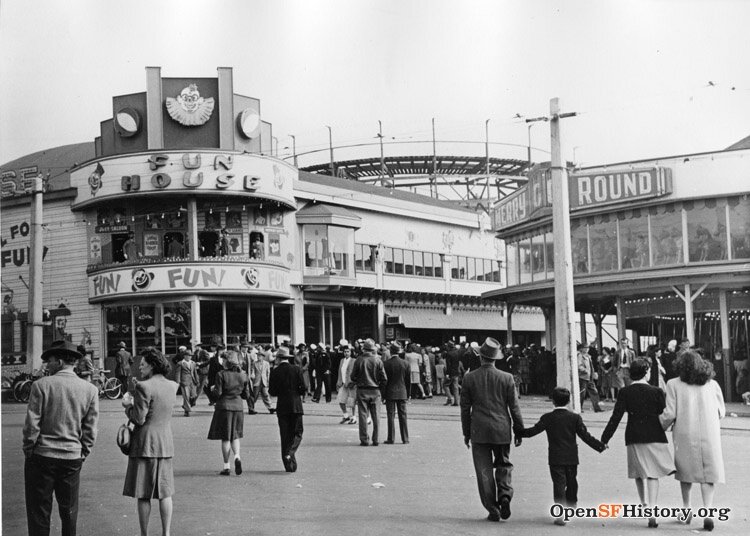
{"left": 377, "top": 120, "right": 385, "bottom": 186}
{"left": 525, "top": 116, "right": 549, "bottom": 169}
{"left": 289, "top": 134, "right": 297, "bottom": 167}
{"left": 272, "top": 136, "right": 278, "bottom": 157}
{"left": 485, "top": 119, "right": 491, "bottom": 199}
{"left": 325, "top": 125, "right": 335, "bottom": 177}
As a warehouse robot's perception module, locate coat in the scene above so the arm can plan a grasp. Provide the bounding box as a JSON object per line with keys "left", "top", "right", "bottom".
{"left": 251, "top": 358, "right": 270, "bottom": 387}
{"left": 127, "top": 374, "right": 178, "bottom": 458}
{"left": 214, "top": 369, "right": 250, "bottom": 411}
{"left": 661, "top": 378, "right": 725, "bottom": 483}
{"left": 601, "top": 382, "right": 668, "bottom": 445}
{"left": 269, "top": 361, "right": 306, "bottom": 415}
{"left": 176, "top": 359, "right": 198, "bottom": 387}
{"left": 460, "top": 363, "right": 524, "bottom": 444}
{"left": 521, "top": 408, "right": 605, "bottom": 465}
{"left": 115, "top": 348, "right": 133, "bottom": 376}
{"left": 383, "top": 355, "right": 410, "bottom": 400}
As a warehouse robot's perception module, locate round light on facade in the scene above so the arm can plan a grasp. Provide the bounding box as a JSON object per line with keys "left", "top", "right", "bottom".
{"left": 237, "top": 107, "right": 261, "bottom": 139}
{"left": 115, "top": 108, "right": 141, "bottom": 137}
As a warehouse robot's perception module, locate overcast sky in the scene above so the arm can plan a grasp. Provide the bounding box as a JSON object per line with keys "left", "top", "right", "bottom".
{"left": 1, "top": 0, "right": 749, "bottom": 168}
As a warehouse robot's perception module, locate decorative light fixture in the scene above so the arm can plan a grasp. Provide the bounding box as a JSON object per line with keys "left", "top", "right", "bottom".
{"left": 114, "top": 107, "right": 142, "bottom": 137}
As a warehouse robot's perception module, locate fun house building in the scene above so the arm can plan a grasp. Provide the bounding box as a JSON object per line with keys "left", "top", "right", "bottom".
{"left": 1, "top": 67, "right": 544, "bottom": 373}
{"left": 483, "top": 149, "right": 750, "bottom": 401}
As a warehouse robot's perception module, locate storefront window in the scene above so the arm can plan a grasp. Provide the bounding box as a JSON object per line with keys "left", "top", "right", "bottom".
{"left": 163, "top": 302, "right": 191, "bottom": 355}
{"left": 531, "top": 234, "right": 545, "bottom": 280}
{"left": 105, "top": 305, "right": 132, "bottom": 357}
{"left": 590, "top": 215, "right": 617, "bottom": 273}
{"left": 304, "top": 305, "right": 322, "bottom": 346}
{"left": 571, "top": 220, "right": 589, "bottom": 274}
{"left": 729, "top": 196, "right": 750, "bottom": 259}
{"left": 226, "top": 301, "right": 248, "bottom": 346}
{"left": 544, "top": 231, "right": 554, "bottom": 279}
{"left": 134, "top": 305, "right": 158, "bottom": 349}
{"left": 618, "top": 210, "right": 648, "bottom": 269}
{"left": 506, "top": 242, "right": 519, "bottom": 286}
{"left": 519, "top": 238, "right": 532, "bottom": 284}
{"left": 200, "top": 301, "right": 223, "bottom": 345}
{"left": 304, "top": 224, "right": 327, "bottom": 274}
{"left": 687, "top": 199, "right": 727, "bottom": 262}
{"left": 250, "top": 302, "right": 272, "bottom": 343}
{"left": 650, "top": 204, "right": 683, "bottom": 266}
{"left": 274, "top": 304, "right": 292, "bottom": 345}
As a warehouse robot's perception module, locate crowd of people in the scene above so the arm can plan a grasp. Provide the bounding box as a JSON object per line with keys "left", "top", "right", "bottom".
{"left": 20, "top": 333, "right": 733, "bottom": 535}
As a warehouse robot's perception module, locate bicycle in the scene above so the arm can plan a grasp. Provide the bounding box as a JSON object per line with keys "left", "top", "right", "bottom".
{"left": 93, "top": 369, "right": 123, "bottom": 400}
{"left": 11, "top": 370, "right": 48, "bottom": 403}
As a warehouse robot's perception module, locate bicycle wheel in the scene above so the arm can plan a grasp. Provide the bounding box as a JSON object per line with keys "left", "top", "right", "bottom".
{"left": 15, "top": 380, "right": 32, "bottom": 403}
{"left": 103, "top": 377, "right": 123, "bottom": 400}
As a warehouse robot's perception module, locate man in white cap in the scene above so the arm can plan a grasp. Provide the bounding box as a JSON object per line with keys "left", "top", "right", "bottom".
{"left": 336, "top": 342, "right": 357, "bottom": 424}
{"left": 114, "top": 341, "right": 134, "bottom": 397}
{"left": 460, "top": 337, "right": 524, "bottom": 522}
{"left": 23, "top": 340, "right": 99, "bottom": 536}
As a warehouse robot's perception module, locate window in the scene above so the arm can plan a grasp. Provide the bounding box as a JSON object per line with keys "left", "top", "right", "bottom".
{"left": 571, "top": 220, "right": 589, "bottom": 274}
{"left": 384, "top": 247, "right": 394, "bottom": 273}
{"left": 355, "top": 244, "right": 365, "bottom": 271}
{"left": 467, "top": 256, "right": 476, "bottom": 280}
{"left": 249, "top": 231, "right": 265, "bottom": 260}
{"left": 650, "top": 205, "right": 682, "bottom": 266}
{"left": 729, "top": 196, "right": 750, "bottom": 259}
{"left": 163, "top": 302, "right": 192, "bottom": 355}
{"left": 304, "top": 224, "right": 327, "bottom": 271}
{"left": 414, "top": 251, "right": 424, "bottom": 276}
{"left": 459, "top": 256, "right": 468, "bottom": 280}
{"left": 519, "top": 239, "right": 532, "bottom": 283}
{"left": 423, "top": 251, "right": 433, "bottom": 276}
{"left": 506, "top": 242, "right": 519, "bottom": 286}
{"left": 618, "top": 210, "right": 648, "bottom": 269}
{"left": 393, "top": 248, "right": 404, "bottom": 274}
{"left": 687, "top": 199, "right": 727, "bottom": 262}
{"left": 226, "top": 301, "right": 248, "bottom": 346}
{"left": 433, "top": 254, "right": 443, "bottom": 277}
{"left": 328, "top": 226, "right": 354, "bottom": 277}
{"left": 590, "top": 215, "right": 617, "bottom": 272}
{"left": 476, "top": 258, "right": 485, "bottom": 281}
{"left": 365, "top": 245, "right": 376, "bottom": 271}
{"left": 164, "top": 232, "right": 185, "bottom": 259}
{"left": 404, "top": 250, "right": 414, "bottom": 275}
{"left": 531, "top": 234, "right": 545, "bottom": 280}
{"left": 451, "top": 256, "right": 459, "bottom": 279}
{"left": 544, "top": 230, "right": 554, "bottom": 279}
{"left": 199, "top": 231, "right": 219, "bottom": 258}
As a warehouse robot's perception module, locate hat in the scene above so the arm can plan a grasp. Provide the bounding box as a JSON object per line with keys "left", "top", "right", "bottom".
{"left": 469, "top": 341, "right": 479, "bottom": 349}
{"left": 178, "top": 345, "right": 187, "bottom": 352}
{"left": 339, "top": 338, "right": 350, "bottom": 348}
{"left": 41, "top": 340, "right": 82, "bottom": 362}
{"left": 240, "top": 342, "right": 251, "bottom": 348}
{"left": 479, "top": 337, "right": 501, "bottom": 360}
{"left": 118, "top": 341, "right": 127, "bottom": 348}
{"left": 297, "top": 343, "right": 307, "bottom": 349}
{"left": 276, "top": 346, "right": 291, "bottom": 358}
{"left": 389, "top": 341, "right": 402, "bottom": 354}
{"left": 362, "top": 339, "right": 377, "bottom": 352}
{"left": 309, "top": 343, "right": 317, "bottom": 350}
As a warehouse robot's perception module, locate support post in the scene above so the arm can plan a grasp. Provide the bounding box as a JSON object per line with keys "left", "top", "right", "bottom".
{"left": 187, "top": 198, "right": 198, "bottom": 261}
{"left": 550, "top": 98, "right": 580, "bottom": 412}
{"left": 684, "top": 283, "right": 695, "bottom": 344}
{"left": 719, "top": 290, "right": 733, "bottom": 401}
{"left": 579, "top": 311, "right": 587, "bottom": 344}
{"left": 27, "top": 175, "right": 44, "bottom": 371}
{"left": 616, "top": 296, "right": 627, "bottom": 342}
{"left": 506, "top": 304, "right": 515, "bottom": 346}
{"left": 377, "top": 297, "right": 386, "bottom": 342}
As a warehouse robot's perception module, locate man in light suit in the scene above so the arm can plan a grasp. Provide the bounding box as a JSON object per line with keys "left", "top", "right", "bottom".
{"left": 383, "top": 343, "right": 411, "bottom": 444}
{"left": 460, "top": 337, "right": 524, "bottom": 522}
{"left": 269, "top": 346, "right": 306, "bottom": 472}
{"left": 616, "top": 337, "right": 635, "bottom": 387}
{"left": 248, "top": 347, "right": 275, "bottom": 414}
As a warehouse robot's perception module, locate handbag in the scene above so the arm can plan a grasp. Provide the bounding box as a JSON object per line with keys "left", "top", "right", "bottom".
{"left": 116, "top": 421, "right": 134, "bottom": 455}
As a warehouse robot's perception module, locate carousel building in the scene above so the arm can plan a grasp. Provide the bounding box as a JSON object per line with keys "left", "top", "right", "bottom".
{"left": 1, "top": 67, "right": 544, "bottom": 373}
{"left": 483, "top": 149, "right": 750, "bottom": 400}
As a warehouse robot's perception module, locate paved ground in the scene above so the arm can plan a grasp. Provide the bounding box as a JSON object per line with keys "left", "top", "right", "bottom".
{"left": 3, "top": 394, "right": 748, "bottom": 536}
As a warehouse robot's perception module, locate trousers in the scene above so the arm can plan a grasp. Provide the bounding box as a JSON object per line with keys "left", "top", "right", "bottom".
{"left": 549, "top": 464, "right": 578, "bottom": 506}
{"left": 471, "top": 443, "right": 513, "bottom": 517}
{"left": 249, "top": 384, "right": 273, "bottom": 411}
{"left": 276, "top": 413, "right": 304, "bottom": 470}
{"left": 385, "top": 399, "right": 409, "bottom": 443}
{"left": 578, "top": 378, "right": 602, "bottom": 411}
{"left": 356, "top": 388, "right": 381, "bottom": 444}
{"left": 25, "top": 454, "right": 83, "bottom": 536}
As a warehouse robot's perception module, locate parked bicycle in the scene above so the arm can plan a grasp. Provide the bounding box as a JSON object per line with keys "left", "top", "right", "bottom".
{"left": 10, "top": 370, "right": 48, "bottom": 403}
{"left": 94, "top": 369, "right": 123, "bottom": 400}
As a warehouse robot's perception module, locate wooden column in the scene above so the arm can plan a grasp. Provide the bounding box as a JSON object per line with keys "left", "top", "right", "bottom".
{"left": 543, "top": 307, "right": 554, "bottom": 349}
{"left": 672, "top": 283, "right": 707, "bottom": 346}
{"left": 579, "top": 311, "right": 587, "bottom": 344}
{"left": 506, "top": 303, "right": 515, "bottom": 346}
{"left": 616, "top": 296, "right": 627, "bottom": 343}
{"left": 719, "top": 290, "right": 733, "bottom": 401}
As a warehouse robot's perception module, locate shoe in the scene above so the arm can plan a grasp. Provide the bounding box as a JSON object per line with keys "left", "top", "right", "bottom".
{"left": 248, "top": 410, "right": 257, "bottom": 415}
{"left": 360, "top": 441, "right": 369, "bottom": 446}
{"left": 594, "top": 408, "right": 605, "bottom": 413}
{"left": 269, "top": 408, "right": 276, "bottom": 414}
{"left": 383, "top": 440, "right": 394, "bottom": 444}
{"left": 553, "top": 518, "right": 567, "bottom": 526}
{"left": 349, "top": 418, "right": 358, "bottom": 425}
{"left": 443, "top": 400, "right": 452, "bottom": 406}
{"left": 219, "top": 469, "right": 231, "bottom": 476}
{"left": 403, "top": 440, "right": 409, "bottom": 444}
{"left": 235, "top": 458, "right": 242, "bottom": 475}
{"left": 499, "top": 497, "right": 511, "bottom": 520}
{"left": 703, "top": 518, "right": 714, "bottom": 532}
{"left": 311, "top": 399, "right": 320, "bottom": 403}
{"left": 487, "top": 512, "right": 500, "bottom": 522}
{"left": 371, "top": 442, "right": 379, "bottom": 446}
{"left": 283, "top": 454, "right": 293, "bottom": 472}
{"left": 340, "top": 416, "right": 350, "bottom": 424}
{"left": 184, "top": 411, "right": 190, "bottom": 417}
{"left": 451, "top": 403, "right": 459, "bottom": 407}
{"left": 684, "top": 512, "right": 693, "bottom": 525}
{"left": 647, "top": 517, "right": 658, "bottom": 528}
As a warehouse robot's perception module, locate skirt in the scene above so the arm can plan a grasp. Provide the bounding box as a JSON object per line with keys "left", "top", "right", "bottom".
{"left": 627, "top": 443, "right": 676, "bottom": 479}
{"left": 123, "top": 457, "right": 174, "bottom": 499}
{"left": 207, "top": 409, "right": 244, "bottom": 441}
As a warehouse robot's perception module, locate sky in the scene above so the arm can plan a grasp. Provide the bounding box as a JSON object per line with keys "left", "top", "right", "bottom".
{"left": 1, "top": 0, "right": 749, "bottom": 169}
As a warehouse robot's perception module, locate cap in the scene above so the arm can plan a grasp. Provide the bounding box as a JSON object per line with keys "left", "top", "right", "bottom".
{"left": 479, "top": 337, "right": 501, "bottom": 360}
{"left": 118, "top": 341, "right": 127, "bottom": 348}
{"left": 41, "top": 340, "right": 83, "bottom": 362}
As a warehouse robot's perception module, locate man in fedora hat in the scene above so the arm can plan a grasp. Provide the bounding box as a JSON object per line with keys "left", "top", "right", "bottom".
{"left": 460, "top": 337, "right": 524, "bottom": 522}
{"left": 269, "top": 346, "right": 307, "bottom": 472}
{"left": 23, "top": 340, "right": 99, "bottom": 536}
{"left": 114, "top": 341, "right": 133, "bottom": 397}
{"left": 248, "top": 345, "right": 275, "bottom": 414}
{"left": 351, "top": 339, "right": 388, "bottom": 446}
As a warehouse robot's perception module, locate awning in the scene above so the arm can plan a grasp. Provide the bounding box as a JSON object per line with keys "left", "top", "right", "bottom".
{"left": 385, "top": 306, "right": 544, "bottom": 332}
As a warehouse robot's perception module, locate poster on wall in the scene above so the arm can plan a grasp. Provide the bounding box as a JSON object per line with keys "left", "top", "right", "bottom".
{"left": 268, "top": 234, "right": 281, "bottom": 257}
{"left": 89, "top": 236, "right": 102, "bottom": 262}
{"left": 205, "top": 211, "right": 222, "bottom": 230}
{"left": 253, "top": 207, "right": 267, "bottom": 226}
{"left": 226, "top": 211, "right": 243, "bottom": 232}
{"left": 228, "top": 234, "right": 243, "bottom": 254}
{"left": 143, "top": 233, "right": 161, "bottom": 257}
{"left": 269, "top": 210, "right": 283, "bottom": 227}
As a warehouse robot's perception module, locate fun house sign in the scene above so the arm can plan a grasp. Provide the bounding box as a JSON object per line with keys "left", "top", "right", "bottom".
{"left": 88, "top": 263, "right": 290, "bottom": 302}
{"left": 492, "top": 166, "right": 673, "bottom": 231}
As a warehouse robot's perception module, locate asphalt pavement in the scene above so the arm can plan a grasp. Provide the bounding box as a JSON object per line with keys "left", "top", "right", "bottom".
{"left": 2, "top": 394, "right": 748, "bottom": 535}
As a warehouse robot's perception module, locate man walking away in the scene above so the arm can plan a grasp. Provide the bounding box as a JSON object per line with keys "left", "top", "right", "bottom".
{"left": 114, "top": 341, "right": 133, "bottom": 397}
{"left": 460, "top": 337, "right": 524, "bottom": 522}
{"left": 23, "top": 340, "right": 99, "bottom": 536}
{"left": 383, "top": 344, "right": 410, "bottom": 444}
{"left": 351, "top": 339, "right": 388, "bottom": 446}
{"left": 269, "top": 348, "right": 306, "bottom": 472}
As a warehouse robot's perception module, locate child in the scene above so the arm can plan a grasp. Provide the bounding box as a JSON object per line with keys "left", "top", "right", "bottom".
{"left": 519, "top": 386, "right": 606, "bottom": 525}
{"left": 435, "top": 356, "right": 445, "bottom": 395}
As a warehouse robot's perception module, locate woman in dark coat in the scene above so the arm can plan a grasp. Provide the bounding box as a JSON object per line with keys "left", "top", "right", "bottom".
{"left": 601, "top": 358, "right": 675, "bottom": 528}
{"left": 122, "top": 347, "right": 178, "bottom": 536}
{"left": 207, "top": 350, "right": 250, "bottom": 475}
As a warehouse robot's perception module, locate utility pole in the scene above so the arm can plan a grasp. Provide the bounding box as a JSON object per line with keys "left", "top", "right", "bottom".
{"left": 431, "top": 118, "right": 437, "bottom": 198}
{"left": 485, "top": 119, "right": 491, "bottom": 200}
{"left": 549, "top": 98, "right": 580, "bottom": 412}
{"left": 27, "top": 174, "right": 44, "bottom": 371}
{"left": 377, "top": 120, "right": 386, "bottom": 186}
{"left": 325, "top": 126, "right": 335, "bottom": 178}
{"left": 289, "top": 135, "right": 298, "bottom": 167}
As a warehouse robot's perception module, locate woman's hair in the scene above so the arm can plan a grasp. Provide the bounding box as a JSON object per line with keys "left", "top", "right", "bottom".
{"left": 646, "top": 345, "right": 657, "bottom": 359}
{"left": 600, "top": 347, "right": 611, "bottom": 357}
{"left": 223, "top": 350, "right": 241, "bottom": 372}
{"left": 675, "top": 350, "right": 714, "bottom": 385}
{"left": 629, "top": 358, "right": 650, "bottom": 381}
{"left": 140, "top": 347, "right": 171, "bottom": 376}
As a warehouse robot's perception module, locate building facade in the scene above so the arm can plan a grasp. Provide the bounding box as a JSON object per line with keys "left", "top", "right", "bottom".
{"left": 1, "top": 67, "right": 544, "bottom": 373}
{"left": 484, "top": 151, "right": 750, "bottom": 400}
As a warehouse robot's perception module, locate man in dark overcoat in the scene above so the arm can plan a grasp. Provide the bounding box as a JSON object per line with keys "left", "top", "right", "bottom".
{"left": 382, "top": 345, "right": 410, "bottom": 444}
{"left": 269, "top": 347, "right": 307, "bottom": 472}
